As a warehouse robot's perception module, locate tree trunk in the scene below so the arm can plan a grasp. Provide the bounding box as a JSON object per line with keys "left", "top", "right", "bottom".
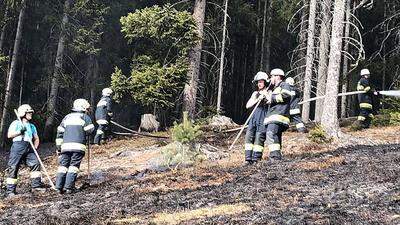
{"left": 44, "top": 0, "right": 73, "bottom": 140}
{"left": 264, "top": 0, "right": 272, "bottom": 73}
{"left": 0, "top": 5, "right": 9, "bottom": 53}
{"left": 183, "top": 0, "right": 206, "bottom": 119}
{"left": 315, "top": 0, "right": 332, "bottom": 122}
{"left": 259, "top": 0, "right": 268, "bottom": 70}
{"left": 296, "top": 0, "right": 308, "bottom": 79}
{"left": 340, "top": 0, "right": 351, "bottom": 118}
{"left": 216, "top": 0, "right": 228, "bottom": 114}
{"left": 321, "top": 0, "right": 346, "bottom": 138}
{"left": 301, "top": 0, "right": 317, "bottom": 122}
{"left": 253, "top": 0, "right": 261, "bottom": 73}
{"left": 0, "top": 0, "right": 27, "bottom": 146}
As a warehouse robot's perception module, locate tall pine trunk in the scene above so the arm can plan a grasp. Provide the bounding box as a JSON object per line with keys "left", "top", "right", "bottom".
{"left": 44, "top": 0, "right": 73, "bottom": 139}
{"left": 183, "top": 0, "right": 206, "bottom": 118}
{"left": 340, "top": 0, "right": 351, "bottom": 118}
{"left": 321, "top": 0, "right": 346, "bottom": 138}
{"left": 0, "top": 0, "right": 27, "bottom": 146}
{"left": 301, "top": 0, "right": 317, "bottom": 122}
{"left": 253, "top": 0, "right": 261, "bottom": 73}
{"left": 216, "top": 0, "right": 228, "bottom": 114}
{"left": 315, "top": 0, "right": 332, "bottom": 122}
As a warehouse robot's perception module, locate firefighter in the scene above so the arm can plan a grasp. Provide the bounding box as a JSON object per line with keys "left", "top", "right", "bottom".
{"left": 285, "top": 77, "right": 307, "bottom": 133}
{"left": 263, "top": 69, "right": 292, "bottom": 161}
{"left": 94, "top": 88, "right": 113, "bottom": 145}
{"left": 356, "top": 69, "right": 378, "bottom": 128}
{"left": 244, "top": 71, "right": 270, "bottom": 165}
{"left": 55, "top": 99, "right": 95, "bottom": 194}
{"left": 5, "top": 104, "right": 44, "bottom": 197}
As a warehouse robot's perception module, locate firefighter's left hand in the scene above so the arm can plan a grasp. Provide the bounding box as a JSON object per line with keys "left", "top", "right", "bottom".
{"left": 373, "top": 91, "right": 379, "bottom": 96}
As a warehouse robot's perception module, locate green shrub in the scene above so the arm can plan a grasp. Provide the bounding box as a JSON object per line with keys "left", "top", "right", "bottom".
{"left": 161, "top": 111, "right": 204, "bottom": 168}
{"left": 160, "top": 142, "right": 206, "bottom": 168}
{"left": 372, "top": 109, "right": 400, "bottom": 127}
{"left": 171, "top": 111, "right": 202, "bottom": 143}
{"left": 308, "top": 125, "right": 333, "bottom": 144}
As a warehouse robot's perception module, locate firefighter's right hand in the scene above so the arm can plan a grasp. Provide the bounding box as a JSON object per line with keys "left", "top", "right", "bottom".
{"left": 20, "top": 126, "right": 27, "bottom": 135}
{"left": 56, "top": 145, "right": 61, "bottom": 154}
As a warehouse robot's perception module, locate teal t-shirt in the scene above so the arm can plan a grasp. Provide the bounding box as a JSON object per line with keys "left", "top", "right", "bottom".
{"left": 8, "top": 120, "right": 37, "bottom": 142}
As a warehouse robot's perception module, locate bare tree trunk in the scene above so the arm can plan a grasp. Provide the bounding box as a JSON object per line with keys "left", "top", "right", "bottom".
{"left": 296, "top": 0, "right": 308, "bottom": 78}
{"left": 44, "top": 0, "right": 73, "bottom": 139}
{"left": 0, "top": 5, "right": 9, "bottom": 53}
{"left": 321, "top": 0, "right": 346, "bottom": 138}
{"left": 340, "top": 0, "right": 351, "bottom": 118}
{"left": 259, "top": 0, "right": 268, "bottom": 70}
{"left": 90, "top": 56, "right": 98, "bottom": 109}
{"left": 301, "top": 0, "right": 317, "bottom": 122}
{"left": 264, "top": 0, "right": 273, "bottom": 73}
{"left": 84, "top": 54, "right": 98, "bottom": 109}
{"left": 253, "top": 0, "right": 261, "bottom": 73}
{"left": 19, "top": 57, "right": 25, "bottom": 105}
{"left": 0, "top": 0, "right": 27, "bottom": 145}
{"left": 183, "top": 0, "right": 206, "bottom": 118}
{"left": 216, "top": 0, "right": 228, "bottom": 114}
{"left": 315, "top": 0, "right": 332, "bottom": 122}
{"left": 382, "top": 0, "right": 387, "bottom": 91}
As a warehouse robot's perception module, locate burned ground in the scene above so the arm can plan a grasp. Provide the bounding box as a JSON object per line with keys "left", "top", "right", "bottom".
{"left": 0, "top": 127, "right": 399, "bottom": 224}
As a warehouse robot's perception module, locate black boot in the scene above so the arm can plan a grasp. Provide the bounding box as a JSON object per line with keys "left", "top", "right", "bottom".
{"left": 269, "top": 150, "right": 282, "bottom": 161}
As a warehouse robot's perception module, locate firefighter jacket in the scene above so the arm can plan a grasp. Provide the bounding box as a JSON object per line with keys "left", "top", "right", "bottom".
{"left": 56, "top": 112, "right": 95, "bottom": 152}
{"left": 264, "top": 81, "right": 292, "bottom": 127}
{"left": 357, "top": 77, "right": 373, "bottom": 109}
{"left": 288, "top": 86, "right": 301, "bottom": 115}
{"left": 95, "top": 96, "right": 113, "bottom": 125}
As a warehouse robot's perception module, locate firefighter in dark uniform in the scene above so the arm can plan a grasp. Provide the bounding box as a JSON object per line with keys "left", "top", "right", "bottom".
{"left": 244, "top": 71, "right": 270, "bottom": 165}
{"left": 55, "top": 99, "right": 95, "bottom": 194}
{"left": 94, "top": 88, "right": 113, "bottom": 145}
{"left": 285, "top": 77, "right": 307, "bottom": 133}
{"left": 263, "top": 69, "right": 293, "bottom": 161}
{"left": 357, "top": 69, "right": 378, "bottom": 128}
{"left": 5, "top": 104, "right": 44, "bottom": 197}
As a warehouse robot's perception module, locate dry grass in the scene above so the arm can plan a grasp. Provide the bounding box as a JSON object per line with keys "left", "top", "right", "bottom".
{"left": 293, "top": 156, "right": 345, "bottom": 171}
{"left": 111, "top": 203, "right": 251, "bottom": 225}
{"left": 152, "top": 203, "right": 251, "bottom": 224}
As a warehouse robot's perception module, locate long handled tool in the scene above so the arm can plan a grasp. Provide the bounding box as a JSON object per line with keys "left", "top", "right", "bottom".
{"left": 13, "top": 109, "right": 56, "bottom": 190}
{"left": 87, "top": 138, "right": 91, "bottom": 183}
{"left": 228, "top": 100, "right": 262, "bottom": 150}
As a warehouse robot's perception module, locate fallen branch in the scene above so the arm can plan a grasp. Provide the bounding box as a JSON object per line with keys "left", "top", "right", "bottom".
{"left": 111, "top": 121, "right": 169, "bottom": 139}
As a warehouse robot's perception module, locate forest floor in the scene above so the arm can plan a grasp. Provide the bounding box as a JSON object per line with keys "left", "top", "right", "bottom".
{"left": 0, "top": 125, "right": 399, "bottom": 225}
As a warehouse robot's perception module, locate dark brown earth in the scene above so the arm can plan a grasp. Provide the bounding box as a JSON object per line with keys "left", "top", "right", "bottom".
{"left": 0, "top": 127, "right": 399, "bottom": 225}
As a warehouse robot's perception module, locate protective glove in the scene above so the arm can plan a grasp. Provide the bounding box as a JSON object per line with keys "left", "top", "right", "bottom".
{"left": 373, "top": 91, "right": 379, "bottom": 96}
{"left": 20, "top": 126, "right": 27, "bottom": 135}
{"left": 265, "top": 93, "right": 272, "bottom": 104}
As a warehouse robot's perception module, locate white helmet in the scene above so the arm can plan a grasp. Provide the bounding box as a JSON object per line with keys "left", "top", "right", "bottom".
{"left": 270, "top": 68, "right": 285, "bottom": 77}
{"left": 286, "top": 77, "right": 295, "bottom": 86}
{"left": 253, "top": 71, "right": 269, "bottom": 82}
{"left": 72, "top": 99, "right": 91, "bottom": 112}
{"left": 102, "top": 88, "right": 113, "bottom": 97}
{"left": 17, "top": 104, "right": 34, "bottom": 117}
{"left": 360, "top": 69, "right": 370, "bottom": 76}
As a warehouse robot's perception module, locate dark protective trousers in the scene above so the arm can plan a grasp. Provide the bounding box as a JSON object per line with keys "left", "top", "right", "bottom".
{"left": 265, "top": 123, "right": 287, "bottom": 159}
{"left": 290, "top": 114, "right": 306, "bottom": 133}
{"left": 94, "top": 124, "right": 109, "bottom": 145}
{"left": 244, "top": 108, "right": 267, "bottom": 162}
{"left": 6, "top": 141, "right": 42, "bottom": 194}
{"left": 55, "top": 151, "right": 85, "bottom": 190}
{"left": 358, "top": 108, "right": 373, "bottom": 128}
